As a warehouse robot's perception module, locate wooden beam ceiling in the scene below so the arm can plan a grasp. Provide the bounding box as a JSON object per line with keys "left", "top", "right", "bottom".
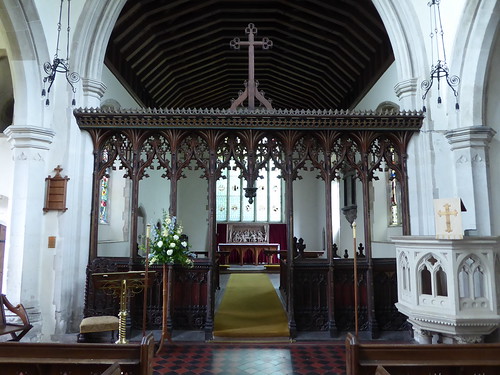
{"left": 105, "top": 0, "right": 394, "bottom": 110}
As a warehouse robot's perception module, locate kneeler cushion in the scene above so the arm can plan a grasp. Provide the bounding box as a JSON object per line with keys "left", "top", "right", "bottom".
{"left": 80, "top": 316, "right": 119, "bottom": 334}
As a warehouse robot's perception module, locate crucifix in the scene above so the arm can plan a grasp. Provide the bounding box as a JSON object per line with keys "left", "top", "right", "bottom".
{"left": 437, "top": 203, "right": 458, "bottom": 233}
{"left": 229, "top": 23, "right": 273, "bottom": 111}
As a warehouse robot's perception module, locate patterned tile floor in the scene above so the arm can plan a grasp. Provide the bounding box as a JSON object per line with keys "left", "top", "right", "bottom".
{"left": 153, "top": 342, "right": 346, "bottom": 375}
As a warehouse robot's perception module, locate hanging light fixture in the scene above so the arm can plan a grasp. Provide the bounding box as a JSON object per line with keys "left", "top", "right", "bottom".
{"left": 421, "top": 0, "right": 459, "bottom": 112}
{"left": 41, "top": 0, "right": 80, "bottom": 106}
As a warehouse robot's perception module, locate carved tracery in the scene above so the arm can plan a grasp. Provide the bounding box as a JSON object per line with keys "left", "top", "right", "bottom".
{"left": 76, "top": 108, "right": 423, "bottom": 337}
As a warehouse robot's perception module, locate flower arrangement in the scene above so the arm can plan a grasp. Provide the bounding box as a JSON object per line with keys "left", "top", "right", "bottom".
{"left": 147, "top": 211, "right": 193, "bottom": 267}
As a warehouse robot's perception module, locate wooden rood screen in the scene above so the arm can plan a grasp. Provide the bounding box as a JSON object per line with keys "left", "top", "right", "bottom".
{"left": 74, "top": 107, "right": 422, "bottom": 262}
{"left": 74, "top": 107, "right": 423, "bottom": 338}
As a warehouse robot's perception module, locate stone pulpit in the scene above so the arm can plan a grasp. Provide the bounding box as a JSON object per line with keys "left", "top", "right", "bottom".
{"left": 393, "top": 236, "right": 500, "bottom": 344}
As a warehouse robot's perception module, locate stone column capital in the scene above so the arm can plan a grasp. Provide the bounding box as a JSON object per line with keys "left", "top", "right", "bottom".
{"left": 4, "top": 126, "right": 56, "bottom": 150}
{"left": 81, "top": 78, "right": 107, "bottom": 100}
{"left": 445, "top": 126, "right": 496, "bottom": 150}
{"left": 394, "top": 78, "right": 418, "bottom": 100}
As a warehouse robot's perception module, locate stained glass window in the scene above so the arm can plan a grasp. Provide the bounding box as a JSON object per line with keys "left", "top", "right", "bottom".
{"left": 216, "top": 159, "right": 282, "bottom": 222}
{"left": 99, "top": 149, "right": 110, "bottom": 224}
{"left": 388, "top": 147, "right": 401, "bottom": 226}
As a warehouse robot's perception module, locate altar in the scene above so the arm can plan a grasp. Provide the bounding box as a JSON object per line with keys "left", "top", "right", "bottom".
{"left": 217, "top": 223, "right": 282, "bottom": 265}
{"left": 218, "top": 243, "right": 280, "bottom": 265}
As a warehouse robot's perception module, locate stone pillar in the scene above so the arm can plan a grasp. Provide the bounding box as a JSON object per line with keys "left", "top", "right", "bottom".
{"left": 445, "top": 126, "right": 496, "bottom": 236}
{"left": 3, "top": 125, "right": 55, "bottom": 332}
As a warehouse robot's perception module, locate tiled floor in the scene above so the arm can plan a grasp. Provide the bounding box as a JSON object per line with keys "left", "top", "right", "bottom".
{"left": 153, "top": 342, "right": 346, "bottom": 375}
{"left": 148, "top": 271, "right": 410, "bottom": 374}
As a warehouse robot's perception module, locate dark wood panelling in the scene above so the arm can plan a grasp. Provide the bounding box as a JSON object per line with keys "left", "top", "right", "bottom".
{"left": 292, "top": 258, "right": 407, "bottom": 333}
{"left": 75, "top": 110, "right": 422, "bottom": 338}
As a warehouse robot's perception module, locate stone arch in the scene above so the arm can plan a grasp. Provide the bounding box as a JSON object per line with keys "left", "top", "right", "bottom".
{"left": 372, "top": 0, "right": 428, "bottom": 109}
{"left": 452, "top": 0, "right": 500, "bottom": 127}
{"left": 373, "top": 1, "right": 438, "bottom": 237}
{"left": 71, "top": 0, "right": 127, "bottom": 107}
{"left": 0, "top": 55, "right": 14, "bottom": 133}
{"left": 0, "top": 0, "right": 47, "bottom": 127}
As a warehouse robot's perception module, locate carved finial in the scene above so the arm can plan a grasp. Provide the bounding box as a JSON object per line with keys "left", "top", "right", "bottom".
{"left": 53, "top": 165, "right": 64, "bottom": 177}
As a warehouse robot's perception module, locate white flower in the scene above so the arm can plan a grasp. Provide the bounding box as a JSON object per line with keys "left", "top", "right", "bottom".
{"left": 166, "top": 249, "right": 173, "bottom": 256}
{"left": 157, "top": 240, "right": 163, "bottom": 248}
{"left": 173, "top": 234, "right": 179, "bottom": 240}
{"left": 169, "top": 242, "right": 176, "bottom": 248}
{"left": 181, "top": 241, "right": 187, "bottom": 247}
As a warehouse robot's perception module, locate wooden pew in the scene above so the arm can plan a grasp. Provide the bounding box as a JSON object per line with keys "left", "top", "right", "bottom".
{"left": 0, "top": 294, "right": 32, "bottom": 341}
{"left": 0, "top": 332, "right": 154, "bottom": 375}
{"left": 345, "top": 332, "right": 500, "bottom": 375}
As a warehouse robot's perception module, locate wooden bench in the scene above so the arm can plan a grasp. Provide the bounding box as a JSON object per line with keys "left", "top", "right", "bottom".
{"left": 0, "top": 294, "right": 32, "bottom": 341}
{"left": 0, "top": 332, "right": 154, "bottom": 375}
{"left": 345, "top": 332, "right": 500, "bottom": 375}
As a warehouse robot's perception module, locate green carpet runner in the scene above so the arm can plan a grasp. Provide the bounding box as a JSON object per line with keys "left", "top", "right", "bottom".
{"left": 214, "top": 273, "right": 289, "bottom": 338}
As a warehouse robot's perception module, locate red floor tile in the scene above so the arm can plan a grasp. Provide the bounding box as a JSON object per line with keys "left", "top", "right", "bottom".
{"left": 153, "top": 342, "right": 346, "bottom": 375}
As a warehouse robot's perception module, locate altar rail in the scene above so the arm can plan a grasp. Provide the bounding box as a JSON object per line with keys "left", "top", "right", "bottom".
{"left": 345, "top": 332, "right": 500, "bottom": 375}
{"left": 0, "top": 332, "right": 154, "bottom": 375}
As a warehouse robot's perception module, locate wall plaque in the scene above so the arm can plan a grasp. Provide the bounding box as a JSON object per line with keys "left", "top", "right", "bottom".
{"left": 44, "top": 165, "right": 69, "bottom": 212}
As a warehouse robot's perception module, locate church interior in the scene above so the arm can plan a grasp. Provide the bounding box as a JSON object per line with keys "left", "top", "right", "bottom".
{"left": 1, "top": 0, "right": 500, "bottom": 374}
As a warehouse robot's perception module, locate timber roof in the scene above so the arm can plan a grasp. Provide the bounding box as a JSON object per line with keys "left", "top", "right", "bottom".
{"left": 105, "top": 0, "right": 394, "bottom": 111}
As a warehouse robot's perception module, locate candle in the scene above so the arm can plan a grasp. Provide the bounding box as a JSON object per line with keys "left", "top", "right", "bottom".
{"left": 146, "top": 224, "right": 151, "bottom": 239}
{"left": 352, "top": 221, "right": 356, "bottom": 239}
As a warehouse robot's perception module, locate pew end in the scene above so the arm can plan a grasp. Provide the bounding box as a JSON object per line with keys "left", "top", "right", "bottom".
{"left": 345, "top": 332, "right": 360, "bottom": 375}
{"left": 0, "top": 332, "right": 155, "bottom": 375}
{"left": 345, "top": 331, "right": 500, "bottom": 375}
